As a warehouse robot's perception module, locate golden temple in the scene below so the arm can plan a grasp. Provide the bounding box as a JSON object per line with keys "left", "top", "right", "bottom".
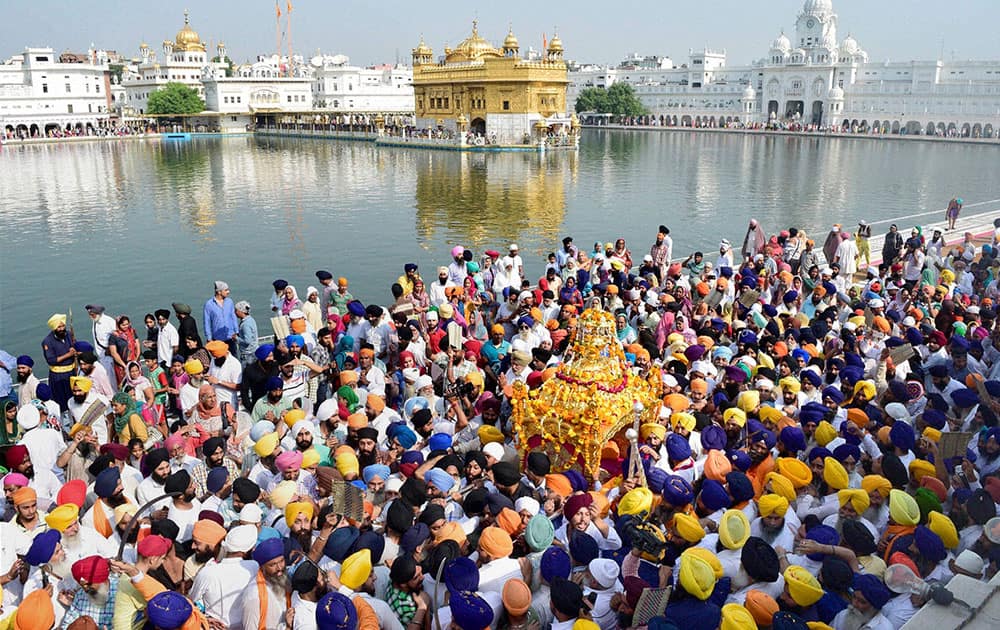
{"left": 411, "top": 22, "right": 576, "bottom": 144}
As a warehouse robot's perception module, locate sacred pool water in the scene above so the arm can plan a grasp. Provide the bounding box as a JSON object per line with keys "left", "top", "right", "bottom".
{"left": 1, "top": 130, "right": 997, "bottom": 356}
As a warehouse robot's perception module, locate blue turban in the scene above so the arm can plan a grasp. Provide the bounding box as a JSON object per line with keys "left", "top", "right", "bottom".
{"left": 450, "top": 591, "right": 494, "bottom": 630}
{"left": 646, "top": 467, "right": 668, "bottom": 494}
{"left": 563, "top": 470, "right": 588, "bottom": 493}
{"left": 273, "top": 279, "right": 288, "bottom": 289}
{"left": 94, "top": 467, "right": 120, "bottom": 499}
{"left": 839, "top": 366, "right": 863, "bottom": 387}
{"left": 393, "top": 425, "right": 417, "bottom": 449}
{"left": 443, "top": 557, "right": 479, "bottom": 594}
{"left": 852, "top": 573, "right": 891, "bottom": 609}
{"left": 324, "top": 526, "right": 360, "bottom": 562}
{"left": 986, "top": 381, "right": 1000, "bottom": 397}
{"left": 713, "top": 346, "right": 734, "bottom": 362}
{"left": 700, "top": 479, "right": 731, "bottom": 512}
{"left": 663, "top": 475, "right": 694, "bottom": 507}
{"left": 146, "top": 591, "right": 193, "bottom": 630}
{"left": 805, "top": 524, "right": 840, "bottom": 561}
{"left": 34, "top": 382, "right": 51, "bottom": 401}
{"left": 349, "top": 530, "right": 385, "bottom": 564}
{"left": 914, "top": 525, "right": 947, "bottom": 563}
{"left": 404, "top": 263, "right": 418, "bottom": 273}
{"left": 885, "top": 336, "right": 904, "bottom": 348}
{"left": 951, "top": 388, "right": 979, "bottom": 409}
{"left": 569, "top": 531, "right": 599, "bottom": 565}
{"left": 783, "top": 290, "right": 799, "bottom": 304}
{"left": 928, "top": 364, "right": 948, "bottom": 378}
{"left": 808, "top": 447, "right": 832, "bottom": 462}
{"left": 799, "top": 402, "right": 828, "bottom": 425}
{"left": 779, "top": 426, "right": 806, "bottom": 453}
{"left": 265, "top": 376, "right": 283, "bottom": 391}
{"left": 726, "top": 471, "right": 755, "bottom": 504}
{"left": 15, "top": 355, "right": 33, "bottom": 367}
{"left": 285, "top": 335, "right": 305, "bottom": 349}
{"left": 73, "top": 341, "right": 94, "bottom": 352}
{"left": 741, "top": 276, "right": 758, "bottom": 290}
{"left": 887, "top": 380, "right": 909, "bottom": 402}
{"left": 255, "top": 344, "right": 275, "bottom": 361}
{"left": 800, "top": 370, "right": 822, "bottom": 387}
{"left": 752, "top": 429, "right": 777, "bottom": 450}
{"left": 428, "top": 433, "right": 453, "bottom": 452}
{"left": 350, "top": 480, "right": 367, "bottom": 490}
{"left": 666, "top": 433, "right": 692, "bottom": 462}
{"left": 763, "top": 304, "right": 779, "bottom": 317}
{"left": 316, "top": 592, "right": 358, "bottom": 630}
{"left": 905, "top": 328, "right": 924, "bottom": 346}
{"left": 728, "top": 450, "right": 751, "bottom": 472}
{"left": 822, "top": 386, "right": 845, "bottom": 404}
{"left": 24, "top": 529, "right": 60, "bottom": 566}
{"left": 771, "top": 611, "right": 809, "bottom": 630}
{"left": 701, "top": 425, "right": 727, "bottom": 452}
{"left": 424, "top": 468, "right": 455, "bottom": 493}
{"left": 792, "top": 349, "right": 810, "bottom": 364}
{"left": 517, "top": 315, "right": 535, "bottom": 329}
{"left": 624, "top": 352, "right": 637, "bottom": 364}
{"left": 400, "top": 523, "right": 430, "bottom": 554}
{"left": 207, "top": 467, "right": 228, "bottom": 494}
{"left": 253, "top": 537, "right": 284, "bottom": 565}
{"left": 362, "top": 464, "right": 391, "bottom": 484}
{"left": 951, "top": 336, "right": 971, "bottom": 352}
{"left": 889, "top": 421, "right": 915, "bottom": 451}
{"left": 833, "top": 443, "right": 861, "bottom": 463}
{"left": 739, "top": 330, "right": 758, "bottom": 345}
{"left": 257, "top": 527, "right": 281, "bottom": 542}
{"left": 844, "top": 352, "right": 864, "bottom": 368}
{"left": 346, "top": 301, "right": 366, "bottom": 317}
{"left": 541, "top": 546, "right": 572, "bottom": 582}
{"left": 719, "top": 267, "right": 734, "bottom": 278}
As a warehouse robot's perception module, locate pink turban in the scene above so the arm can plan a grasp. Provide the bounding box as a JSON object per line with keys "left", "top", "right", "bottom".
{"left": 275, "top": 450, "right": 304, "bottom": 472}
{"left": 2, "top": 473, "right": 29, "bottom": 487}
{"left": 164, "top": 432, "right": 185, "bottom": 451}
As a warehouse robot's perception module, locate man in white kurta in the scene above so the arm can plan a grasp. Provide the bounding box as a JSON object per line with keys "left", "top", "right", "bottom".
{"left": 189, "top": 525, "right": 259, "bottom": 628}
{"left": 207, "top": 351, "right": 242, "bottom": 408}
{"left": 88, "top": 306, "right": 118, "bottom": 388}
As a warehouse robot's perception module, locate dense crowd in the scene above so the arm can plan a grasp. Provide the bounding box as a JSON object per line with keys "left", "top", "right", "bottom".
{"left": 2, "top": 216, "right": 1000, "bottom": 630}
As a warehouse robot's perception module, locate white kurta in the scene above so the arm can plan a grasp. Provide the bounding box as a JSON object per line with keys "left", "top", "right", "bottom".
{"left": 189, "top": 556, "right": 259, "bottom": 628}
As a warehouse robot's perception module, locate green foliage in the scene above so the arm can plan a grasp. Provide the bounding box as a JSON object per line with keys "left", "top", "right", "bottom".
{"left": 147, "top": 82, "right": 205, "bottom": 115}
{"left": 575, "top": 84, "right": 647, "bottom": 118}
{"left": 109, "top": 63, "right": 124, "bottom": 83}
{"left": 211, "top": 56, "right": 235, "bottom": 77}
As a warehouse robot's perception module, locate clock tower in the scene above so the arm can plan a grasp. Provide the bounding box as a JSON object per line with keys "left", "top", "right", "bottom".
{"left": 795, "top": 0, "right": 838, "bottom": 51}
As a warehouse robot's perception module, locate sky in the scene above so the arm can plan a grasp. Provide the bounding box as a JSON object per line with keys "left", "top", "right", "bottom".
{"left": 6, "top": 0, "right": 1000, "bottom": 68}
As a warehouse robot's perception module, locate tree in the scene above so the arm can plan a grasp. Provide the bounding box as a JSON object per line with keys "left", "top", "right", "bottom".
{"left": 574, "top": 84, "right": 647, "bottom": 118}
{"left": 147, "top": 82, "right": 204, "bottom": 115}
{"left": 108, "top": 63, "right": 124, "bottom": 83}
{"left": 211, "top": 55, "right": 235, "bottom": 77}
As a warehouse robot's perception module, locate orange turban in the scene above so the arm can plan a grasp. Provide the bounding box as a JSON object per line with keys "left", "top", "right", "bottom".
{"left": 704, "top": 449, "right": 733, "bottom": 482}
{"left": 348, "top": 412, "right": 368, "bottom": 429}
{"left": 663, "top": 393, "right": 691, "bottom": 413}
{"left": 12, "top": 487, "right": 37, "bottom": 506}
{"left": 434, "top": 521, "right": 467, "bottom": 546}
{"left": 846, "top": 408, "right": 869, "bottom": 429}
{"left": 367, "top": 394, "right": 385, "bottom": 413}
{"left": 689, "top": 378, "right": 708, "bottom": 394}
{"left": 744, "top": 590, "right": 779, "bottom": 627}
{"left": 496, "top": 508, "right": 522, "bottom": 535}
{"left": 205, "top": 340, "right": 228, "bottom": 358}
{"left": 339, "top": 371, "right": 359, "bottom": 386}
{"left": 478, "top": 526, "right": 513, "bottom": 559}
{"left": 776, "top": 457, "right": 812, "bottom": 488}
{"left": 14, "top": 588, "right": 55, "bottom": 630}
{"left": 192, "top": 519, "right": 227, "bottom": 546}
{"left": 545, "top": 474, "right": 572, "bottom": 498}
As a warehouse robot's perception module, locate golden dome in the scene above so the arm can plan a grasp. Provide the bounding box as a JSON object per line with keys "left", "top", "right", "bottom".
{"left": 547, "top": 32, "right": 564, "bottom": 53}
{"left": 174, "top": 10, "right": 206, "bottom": 52}
{"left": 412, "top": 35, "right": 432, "bottom": 57}
{"left": 503, "top": 26, "right": 519, "bottom": 49}
{"left": 446, "top": 20, "right": 503, "bottom": 63}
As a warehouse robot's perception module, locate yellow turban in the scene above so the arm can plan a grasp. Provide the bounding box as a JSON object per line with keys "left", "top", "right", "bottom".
{"left": 724, "top": 407, "right": 748, "bottom": 427}
{"left": 254, "top": 432, "right": 280, "bottom": 457}
{"left": 478, "top": 425, "right": 504, "bottom": 445}
{"left": 848, "top": 315, "right": 866, "bottom": 329}
{"left": 923, "top": 427, "right": 942, "bottom": 443}
{"left": 301, "top": 448, "right": 321, "bottom": 469}
{"left": 861, "top": 475, "right": 891, "bottom": 499}
{"left": 640, "top": 422, "right": 666, "bottom": 441}
{"left": 340, "top": 549, "right": 373, "bottom": 590}
{"left": 779, "top": 377, "right": 801, "bottom": 394}
{"left": 283, "top": 408, "right": 306, "bottom": 429}
{"left": 336, "top": 452, "right": 360, "bottom": 478}
{"left": 814, "top": 421, "right": 837, "bottom": 446}
{"left": 823, "top": 456, "right": 849, "bottom": 491}
{"left": 573, "top": 622, "right": 600, "bottom": 630}
{"left": 618, "top": 487, "right": 654, "bottom": 517}
{"left": 719, "top": 509, "right": 751, "bottom": 550}
{"left": 720, "top": 604, "right": 757, "bottom": 630}
{"left": 285, "top": 501, "right": 314, "bottom": 528}
{"left": 704, "top": 449, "right": 733, "bottom": 482}
{"left": 268, "top": 480, "right": 297, "bottom": 510}
{"left": 853, "top": 380, "right": 876, "bottom": 400}
{"left": 838, "top": 488, "right": 870, "bottom": 514}
{"left": 784, "top": 565, "right": 824, "bottom": 606}
{"left": 908, "top": 459, "right": 936, "bottom": 483}
{"left": 777, "top": 457, "right": 812, "bottom": 489}
{"left": 184, "top": 359, "right": 204, "bottom": 375}
{"left": 673, "top": 512, "right": 705, "bottom": 543}
{"left": 736, "top": 391, "right": 760, "bottom": 413}
{"left": 678, "top": 550, "right": 717, "bottom": 600}
{"left": 69, "top": 376, "right": 93, "bottom": 393}
{"left": 114, "top": 503, "right": 138, "bottom": 525}
{"left": 765, "top": 472, "right": 796, "bottom": 502}
{"left": 684, "top": 547, "right": 724, "bottom": 578}
{"left": 47, "top": 314, "right": 67, "bottom": 330}
{"left": 758, "top": 493, "right": 789, "bottom": 517}
{"left": 758, "top": 405, "right": 783, "bottom": 425}
{"left": 671, "top": 412, "right": 696, "bottom": 433}
{"left": 939, "top": 269, "right": 955, "bottom": 284}
{"left": 927, "top": 511, "right": 959, "bottom": 549}
{"left": 45, "top": 504, "right": 79, "bottom": 531}
{"left": 889, "top": 489, "right": 920, "bottom": 526}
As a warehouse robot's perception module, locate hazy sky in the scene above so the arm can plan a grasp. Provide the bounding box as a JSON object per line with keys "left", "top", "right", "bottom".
{"left": 7, "top": 0, "right": 999, "bottom": 67}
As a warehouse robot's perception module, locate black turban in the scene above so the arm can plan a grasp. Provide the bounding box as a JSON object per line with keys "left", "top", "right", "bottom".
{"left": 740, "top": 536, "right": 779, "bottom": 583}
{"left": 232, "top": 478, "right": 261, "bottom": 504}
{"left": 164, "top": 470, "right": 191, "bottom": 494}
{"left": 491, "top": 461, "right": 521, "bottom": 487}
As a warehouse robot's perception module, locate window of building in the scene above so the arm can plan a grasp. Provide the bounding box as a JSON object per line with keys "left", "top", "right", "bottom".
{"left": 86, "top": 83, "right": 90, "bottom": 93}
{"left": 67, "top": 104, "right": 73, "bottom": 113}
{"left": 65, "top": 83, "right": 72, "bottom": 93}
{"left": 503, "top": 100, "right": 510, "bottom": 110}
{"left": 237, "top": 96, "right": 241, "bottom": 103}
{"left": 42, "top": 83, "right": 48, "bottom": 93}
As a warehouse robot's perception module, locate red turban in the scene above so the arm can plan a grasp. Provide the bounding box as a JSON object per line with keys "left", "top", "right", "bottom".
{"left": 4, "top": 445, "right": 28, "bottom": 469}
{"left": 72, "top": 555, "right": 110, "bottom": 585}
{"left": 563, "top": 493, "right": 594, "bottom": 521}
{"left": 57, "top": 480, "right": 88, "bottom": 508}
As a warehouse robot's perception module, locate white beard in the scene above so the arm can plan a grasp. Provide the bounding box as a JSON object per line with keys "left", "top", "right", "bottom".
{"left": 88, "top": 582, "right": 111, "bottom": 607}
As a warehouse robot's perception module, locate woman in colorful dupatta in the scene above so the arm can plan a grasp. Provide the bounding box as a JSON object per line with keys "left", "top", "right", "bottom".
{"left": 122, "top": 360, "right": 154, "bottom": 405}
{"left": 1, "top": 400, "right": 20, "bottom": 447}
{"left": 108, "top": 315, "right": 141, "bottom": 385}
{"left": 111, "top": 391, "right": 148, "bottom": 444}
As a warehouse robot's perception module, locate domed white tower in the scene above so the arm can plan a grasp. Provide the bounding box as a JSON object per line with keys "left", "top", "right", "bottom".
{"left": 827, "top": 85, "right": 845, "bottom": 127}
{"left": 769, "top": 31, "right": 791, "bottom": 64}
{"left": 740, "top": 85, "right": 758, "bottom": 122}
{"left": 796, "top": 0, "right": 838, "bottom": 53}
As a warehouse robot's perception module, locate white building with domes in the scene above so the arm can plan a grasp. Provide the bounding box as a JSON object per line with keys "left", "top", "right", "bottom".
{"left": 569, "top": 0, "right": 1000, "bottom": 137}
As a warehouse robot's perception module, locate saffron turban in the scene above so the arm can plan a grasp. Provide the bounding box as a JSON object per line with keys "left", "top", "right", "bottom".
{"left": 744, "top": 590, "right": 780, "bottom": 627}
{"left": 758, "top": 493, "right": 789, "bottom": 517}
{"left": 823, "top": 457, "right": 849, "bottom": 490}
{"left": 205, "top": 340, "right": 228, "bottom": 357}
{"left": 285, "top": 501, "right": 314, "bottom": 528}
{"left": 838, "top": 488, "right": 870, "bottom": 514}
{"left": 478, "top": 526, "right": 513, "bottom": 558}
{"left": 704, "top": 449, "right": 733, "bottom": 482}
{"left": 719, "top": 509, "right": 751, "bottom": 550}
{"left": 783, "top": 565, "right": 824, "bottom": 607}
{"left": 545, "top": 473, "right": 572, "bottom": 498}
{"left": 192, "top": 519, "right": 227, "bottom": 546}
{"left": 13, "top": 486, "right": 37, "bottom": 507}
{"left": 776, "top": 457, "right": 812, "bottom": 488}
{"left": 673, "top": 512, "right": 706, "bottom": 543}
{"left": 436, "top": 520, "right": 469, "bottom": 547}
{"left": 44, "top": 504, "right": 79, "bottom": 532}
{"left": 888, "top": 489, "right": 920, "bottom": 526}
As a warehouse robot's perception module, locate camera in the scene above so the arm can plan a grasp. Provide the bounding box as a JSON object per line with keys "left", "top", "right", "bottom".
{"left": 621, "top": 516, "right": 668, "bottom": 562}
{"left": 444, "top": 379, "right": 476, "bottom": 399}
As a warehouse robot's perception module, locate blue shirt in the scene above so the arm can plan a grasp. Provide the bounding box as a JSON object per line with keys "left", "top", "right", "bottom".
{"left": 0, "top": 349, "right": 16, "bottom": 397}
{"left": 203, "top": 297, "right": 238, "bottom": 341}
{"left": 238, "top": 315, "right": 259, "bottom": 360}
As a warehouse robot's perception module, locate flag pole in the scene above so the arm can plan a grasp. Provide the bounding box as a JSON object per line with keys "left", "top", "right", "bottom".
{"left": 286, "top": 1, "right": 293, "bottom": 77}
{"left": 275, "top": 2, "right": 282, "bottom": 66}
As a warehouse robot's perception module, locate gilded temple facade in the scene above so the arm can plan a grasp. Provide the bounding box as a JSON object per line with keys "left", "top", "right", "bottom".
{"left": 411, "top": 22, "right": 576, "bottom": 145}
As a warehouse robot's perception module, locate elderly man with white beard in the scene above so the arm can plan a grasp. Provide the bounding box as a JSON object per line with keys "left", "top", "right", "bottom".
{"left": 241, "top": 538, "right": 291, "bottom": 629}
{"left": 22, "top": 529, "right": 71, "bottom": 627}
{"left": 43, "top": 503, "right": 116, "bottom": 569}
{"left": 61, "top": 555, "right": 118, "bottom": 627}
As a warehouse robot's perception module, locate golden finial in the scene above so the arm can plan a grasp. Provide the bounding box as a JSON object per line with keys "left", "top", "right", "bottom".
{"left": 472, "top": 19, "right": 478, "bottom": 35}
{"left": 184, "top": 8, "right": 190, "bottom": 25}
